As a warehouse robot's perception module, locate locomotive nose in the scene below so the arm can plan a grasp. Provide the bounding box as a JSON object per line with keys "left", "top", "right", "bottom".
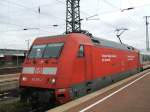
{"left": 20, "top": 63, "right": 58, "bottom": 89}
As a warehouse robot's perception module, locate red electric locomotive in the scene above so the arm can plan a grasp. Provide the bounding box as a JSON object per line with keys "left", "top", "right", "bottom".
{"left": 19, "top": 33, "right": 141, "bottom": 104}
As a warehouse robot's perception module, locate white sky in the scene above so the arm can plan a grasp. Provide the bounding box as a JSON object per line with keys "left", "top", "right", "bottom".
{"left": 0, "top": 0, "right": 150, "bottom": 50}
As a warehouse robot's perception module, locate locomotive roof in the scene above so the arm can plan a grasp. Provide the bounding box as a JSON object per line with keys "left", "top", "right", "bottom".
{"left": 91, "top": 37, "right": 136, "bottom": 51}
{"left": 35, "top": 33, "right": 137, "bottom": 51}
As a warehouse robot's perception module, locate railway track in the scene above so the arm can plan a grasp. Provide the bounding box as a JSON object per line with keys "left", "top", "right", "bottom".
{"left": 0, "top": 74, "right": 20, "bottom": 105}
{"left": 0, "top": 73, "right": 20, "bottom": 78}
{"left": 0, "top": 73, "right": 51, "bottom": 112}
{"left": 0, "top": 74, "right": 19, "bottom": 92}
{"left": 0, "top": 89, "right": 19, "bottom": 104}
{"left": 0, "top": 67, "right": 22, "bottom": 75}
{"left": 29, "top": 107, "right": 50, "bottom": 112}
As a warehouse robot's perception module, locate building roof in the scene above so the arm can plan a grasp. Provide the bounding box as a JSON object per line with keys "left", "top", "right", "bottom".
{"left": 0, "top": 49, "right": 27, "bottom": 56}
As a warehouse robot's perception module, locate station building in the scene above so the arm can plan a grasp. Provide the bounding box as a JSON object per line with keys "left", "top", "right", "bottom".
{"left": 0, "top": 49, "right": 27, "bottom": 67}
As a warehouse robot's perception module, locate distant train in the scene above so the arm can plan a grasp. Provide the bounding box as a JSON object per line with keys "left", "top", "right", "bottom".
{"left": 19, "top": 33, "right": 150, "bottom": 105}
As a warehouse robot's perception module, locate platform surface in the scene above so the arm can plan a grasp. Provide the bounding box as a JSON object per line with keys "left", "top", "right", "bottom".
{"left": 48, "top": 69, "right": 150, "bottom": 112}
{"left": 66, "top": 71, "right": 150, "bottom": 112}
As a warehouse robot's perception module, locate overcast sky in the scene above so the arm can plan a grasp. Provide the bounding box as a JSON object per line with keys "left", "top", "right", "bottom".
{"left": 0, "top": 0, "right": 150, "bottom": 50}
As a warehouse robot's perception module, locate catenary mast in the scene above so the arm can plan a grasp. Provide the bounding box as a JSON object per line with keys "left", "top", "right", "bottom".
{"left": 66, "top": 0, "right": 81, "bottom": 33}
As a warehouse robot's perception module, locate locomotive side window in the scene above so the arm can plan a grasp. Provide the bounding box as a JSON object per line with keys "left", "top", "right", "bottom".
{"left": 43, "top": 43, "right": 64, "bottom": 58}
{"left": 78, "top": 45, "right": 84, "bottom": 57}
{"left": 28, "top": 45, "right": 46, "bottom": 58}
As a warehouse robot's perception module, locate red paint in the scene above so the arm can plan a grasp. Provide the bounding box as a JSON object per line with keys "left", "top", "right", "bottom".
{"left": 20, "top": 33, "right": 142, "bottom": 104}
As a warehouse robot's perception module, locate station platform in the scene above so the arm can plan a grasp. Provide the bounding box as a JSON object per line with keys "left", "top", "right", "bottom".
{"left": 48, "top": 69, "right": 150, "bottom": 112}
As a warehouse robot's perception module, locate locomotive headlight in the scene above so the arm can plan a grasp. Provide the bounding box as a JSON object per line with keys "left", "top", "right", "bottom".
{"left": 22, "top": 77, "right": 27, "bottom": 81}
{"left": 49, "top": 78, "right": 56, "bottom": 84}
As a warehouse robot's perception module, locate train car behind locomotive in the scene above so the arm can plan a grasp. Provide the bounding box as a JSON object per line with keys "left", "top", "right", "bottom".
{"left": 140, "top": 50, "right": 150, "bottom": 70}
{"left": 19, "top": 33, "right": 141, "bottom": 105}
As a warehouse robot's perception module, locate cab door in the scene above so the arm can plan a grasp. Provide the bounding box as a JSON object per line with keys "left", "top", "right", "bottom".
{"left": 73, "top": 45, "right": 86, "bottom": 83}
{"left": 72, "top": 45, "right": 93, "bottom": 97}
{"left": 84, "top": 45, "right": 93, "bottom": 81}
{"left": 73, "top": 45, "right": 93, "bottom": 82}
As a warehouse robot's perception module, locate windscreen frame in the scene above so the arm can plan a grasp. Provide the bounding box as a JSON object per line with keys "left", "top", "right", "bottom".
{"left": 27, "top": 42, "right": 65, "bottom": 59}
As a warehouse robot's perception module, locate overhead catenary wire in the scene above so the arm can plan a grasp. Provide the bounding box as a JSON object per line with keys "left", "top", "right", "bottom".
{"left": 102, "top": 0, "right": 119, "bottom": 9}
{"left": 0, "top": 0, "right": 67, "bottom": 33}
{"left": 2, "top": 0, "right": 149, "bottom": 31}
{"left": 0, "top": 19, "right": 29, "bottom": 28}
{"left": 0, "top": 18, "right": 65, "bottom": 34}
{"left": 0, "top": 0, "right": 150, "bottom": 33}
{"left": 100, "top": 0, "right": 142, "bottom": 27}
{"left": 1, "top": 0, "right": 150, "bottom": 24}
{"left": 1, "top": 0, "right": 65, "bottom": 21}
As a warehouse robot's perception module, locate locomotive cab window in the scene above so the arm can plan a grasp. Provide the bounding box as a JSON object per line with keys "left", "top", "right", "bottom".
{"left": 43, "top": 43, "right": 64, "bottom": 58}
{"left": 28, "top": 43, "right": 64, "bottom": 59}
{"left": 28, "top": 44, "right": 46, "bottom": 58}
{"left": 78, "top": 45, "right": 84, "bottom": 57}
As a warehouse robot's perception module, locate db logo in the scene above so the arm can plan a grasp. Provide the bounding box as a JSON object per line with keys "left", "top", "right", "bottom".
{"left": 35, "top": 67, "right": 43, "bottom": 74}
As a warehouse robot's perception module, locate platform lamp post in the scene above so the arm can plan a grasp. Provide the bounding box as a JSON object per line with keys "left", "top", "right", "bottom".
{"left": 144, "top": 16, "right": 150, "bottom": 51}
